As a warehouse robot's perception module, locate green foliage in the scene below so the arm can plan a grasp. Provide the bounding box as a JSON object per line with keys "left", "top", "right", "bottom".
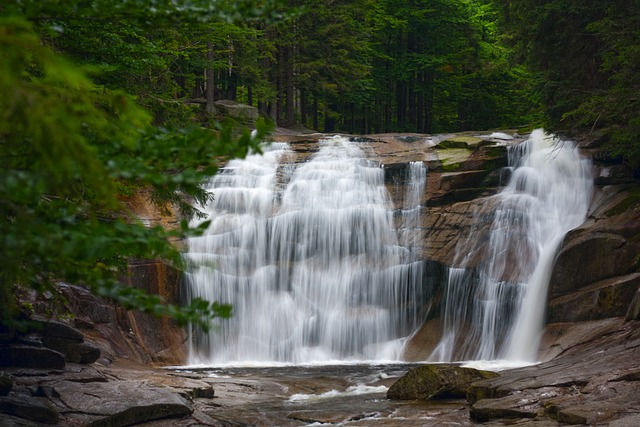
{"left": 495, "top": 0, "right": 640, "bottom": 169}
{"left": 0, "top": 11, "right": 272, "bottom": 331}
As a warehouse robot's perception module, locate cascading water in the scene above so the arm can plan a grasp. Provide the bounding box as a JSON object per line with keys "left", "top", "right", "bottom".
{"left": 430, "top": 130, "right": 593, "bottom": 363}
{"left": 185, "top": 136, "right": 426, "bottom": 364}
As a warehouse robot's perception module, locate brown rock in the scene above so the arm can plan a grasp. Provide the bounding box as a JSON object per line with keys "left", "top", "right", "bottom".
{"left": 547, "top": 273, "right": 640, "bottom": 322}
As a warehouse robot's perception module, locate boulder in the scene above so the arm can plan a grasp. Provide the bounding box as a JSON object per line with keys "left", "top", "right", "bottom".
{"left": 214, "top": 100, "right": 259, "bottom": 124}
{"left": 0, "top": 345, "right": 65, "bottom": 370}
{"left": 38, "top": 320, "right": 84, "bottom": 342}
{"left": 29, "top": 319, "right": 101, "bottom": 364}
{"left": 41, "top": 336, "right": 100, "bottom": 364}
{"left": 387, "top": 364, "right": 499, "bottom": 400}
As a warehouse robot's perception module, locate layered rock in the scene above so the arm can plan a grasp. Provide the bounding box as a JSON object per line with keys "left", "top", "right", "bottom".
{"left": 467, "top": 318, "right": 640, "bottom": 425}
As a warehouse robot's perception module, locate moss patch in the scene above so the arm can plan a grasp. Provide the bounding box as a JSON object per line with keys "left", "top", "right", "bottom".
{"left": 605, "top": 186, "right": 640, "bottom": 217}
{"left": 435, "top": 148, "right": 473, "bottom": 171}
{"left": 439, "top": 136, "right": 484, "bottom": 149}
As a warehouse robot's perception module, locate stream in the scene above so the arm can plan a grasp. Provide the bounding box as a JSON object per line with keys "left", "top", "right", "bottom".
{"left": 170, "top": 363, "right": 476, "bottom": 426}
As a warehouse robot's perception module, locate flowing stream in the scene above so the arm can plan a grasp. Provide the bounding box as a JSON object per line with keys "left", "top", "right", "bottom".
{"left": 184, "top": 136, "right": 426, "bottom": 364}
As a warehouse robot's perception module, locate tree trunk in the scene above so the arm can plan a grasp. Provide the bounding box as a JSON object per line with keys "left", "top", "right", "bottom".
{"left": 312, "top": 94, "right": 319, "bottom": 131}
{"left": 284, "top": 45, "right": 295, "bottom": 126}
{"left": 206, "top": 42, "right": 216, "bottom": 115}
{"left": 300, "top": 89, "right": 307, "bottom": 126}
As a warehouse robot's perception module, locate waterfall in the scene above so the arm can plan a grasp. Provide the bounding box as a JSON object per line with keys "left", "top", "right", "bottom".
{"left": 185, "top": 136, "right": 426, "bottom": 364}
{"left": 431, "top": 130, "right": 593, "bottom": 362}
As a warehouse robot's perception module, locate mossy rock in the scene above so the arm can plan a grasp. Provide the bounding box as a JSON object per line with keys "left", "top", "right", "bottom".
{"left": 435, "top": 148, "right": 473, "bottom": 171}
{"left": 605, "top": 185, "right": 640, "bottom": 217}
{"left": 387, "top": 364, "right": 500, "bottom": 401}
{"left": 438, "top": 136, "right": 484, "bottom": 149}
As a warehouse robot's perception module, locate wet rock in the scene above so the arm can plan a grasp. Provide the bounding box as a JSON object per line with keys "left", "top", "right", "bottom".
{"left": 20, "top": 319, "right": 102, "bottom": 364}
{"left": 0, "top": 374, "right": 12, "bottom": 396}
{"left": 0, "top": 345, "right": 65, "bottom": 370}
{"left": 547, "top": 273, "right": 640, "bottom": 322}
{"left": 467, "top": 319, "right": 640, "bottom": 425}
{"left": 42, "top": 336, "right": 101, "bottom": 364}
{"left": 387, "top": 364, "right": 499, "bottom": 400}
{"left": 549, "top": 231, "right": 637, "bottom": 297}
{"left": 470, "top": 394, "right": 539, "bottom": 422}
{"left": 38, "top": 319, "right": 84, "bottom": 342}
{"left": 0, "top": 395, "right": 59, "bottom": 424}
{"left": 595, "top": 164, "right": 635, "bottom": 186}
{"left": 52, "top": 380, "right": 192, "bottom": 426}
{"left": 626, "top": 287, "right": 640, "bottom": 320}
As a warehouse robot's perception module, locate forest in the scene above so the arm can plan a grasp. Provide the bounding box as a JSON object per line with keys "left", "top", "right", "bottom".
{"left": 1, "top": 0, "right": 639, "bottom": 328}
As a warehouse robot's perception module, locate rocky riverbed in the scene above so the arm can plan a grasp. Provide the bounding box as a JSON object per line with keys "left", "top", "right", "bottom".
{"left": 2, "top": 316, "right": 640, "bottom": 425}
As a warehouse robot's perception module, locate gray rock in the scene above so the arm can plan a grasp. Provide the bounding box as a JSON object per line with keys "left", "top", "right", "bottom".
{"left": 549, "top": 231, "right": 636, "bottom": 298}
{"left": 467, "top": 319, "right": 640, "bottom": 425}
{"left": 626, "top": 287, "right": 640, "bottom": 320}
{"left": 53, "top": 380, "right": 192, "bottom": 427}
{"left": 0, "top": 374, "right": 12, "bottom": 396}
{"left": 470, "top": 394, "right": 539, "bottom": 422}
{"left": 0, "top": 395, "right": 59, "bottom": 424}
{"left": 214, "top": 100, "right": 259, "bottom": 124}
{"left": 387, "top": 364, "right": 499, "bottom": 400}
{"left": 37, "top": 320, "right": 84, "bottom": 342}
{"left": 547, "top": 273, "right": 640, "bottom": 322}
{"left": 42, "top": 336, "right": 100, "bottom": 364}
{"left": 594, "top": 164, "right": 635, "bottom": 186}
{"left": 0, "top": 345, "right": 65, "bottom": 370}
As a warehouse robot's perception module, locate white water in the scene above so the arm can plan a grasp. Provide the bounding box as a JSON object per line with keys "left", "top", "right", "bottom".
{"left": 431, "top": 130, "right": 593, "bottom": 362}
{"left": 185, "top": 136, "right": 426, "bottom": 364}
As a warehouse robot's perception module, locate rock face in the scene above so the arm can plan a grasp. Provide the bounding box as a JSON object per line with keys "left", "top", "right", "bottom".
{"left": 387, "top": 364, "right": 499, "bottom": 400}
{"left": 467, "top": 318, "right": 640, "bottom": 425}
{"left": 0, "top": 319, "right": 99, "bottom": 369}
{"left": 547, "top": 181, "right": 640, "bottom": 323}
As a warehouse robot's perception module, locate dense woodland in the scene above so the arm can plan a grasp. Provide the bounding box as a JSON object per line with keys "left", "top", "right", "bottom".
{"left": 1, "top": 0, "right": 639, "bottom": 328}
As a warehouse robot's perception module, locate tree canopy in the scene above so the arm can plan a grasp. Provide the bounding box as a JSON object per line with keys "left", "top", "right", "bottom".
{"left": 2, "top": 0, "right": 639, "bottom": 330}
